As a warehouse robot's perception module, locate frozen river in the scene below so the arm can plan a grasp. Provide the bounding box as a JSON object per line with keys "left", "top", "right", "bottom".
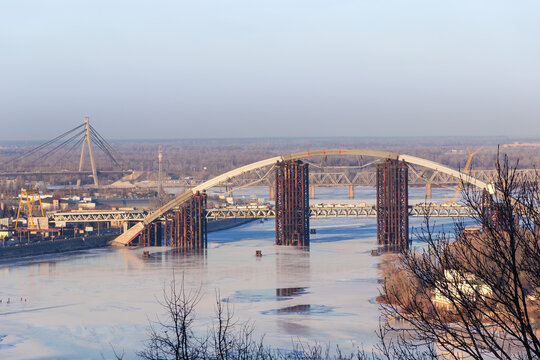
{"left": 0, "top": 187, "right": 464, "bottom": 359}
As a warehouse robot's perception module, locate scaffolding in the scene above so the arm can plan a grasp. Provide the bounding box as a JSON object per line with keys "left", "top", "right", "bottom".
{"left": 171, "top": 191, "right": 207, "bottom": 249}
{"left": 481, "top": 190, "right": 518, "bottom": 232}
{"left": 275, "top": 160, "right": 310, "bottom": 246}
{"left": 137, "top": 191, "right": 207, "bottom": 249}
{"left": 376, "top": 159, "right": 409, "bottom": 250}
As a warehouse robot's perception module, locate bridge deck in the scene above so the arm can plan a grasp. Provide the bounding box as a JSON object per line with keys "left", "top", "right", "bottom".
{"left": 49, "top": 204, "right": 476, "bottom": 224}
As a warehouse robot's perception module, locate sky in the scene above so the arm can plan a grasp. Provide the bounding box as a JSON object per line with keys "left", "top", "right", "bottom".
{"left": 1, "top": 1, "right": 539, "bottom": 140}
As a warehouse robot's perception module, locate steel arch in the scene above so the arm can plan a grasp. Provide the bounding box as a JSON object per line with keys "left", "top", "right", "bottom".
{"left": 111, "top": 149, "right": 491, "bottom": 246}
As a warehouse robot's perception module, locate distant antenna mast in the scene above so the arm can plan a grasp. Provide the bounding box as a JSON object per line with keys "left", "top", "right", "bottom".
{"left": 158, "top": 145, "right": 163, "bottom": 197}
{"left": 76, "top": 116, "right": 99, "bottom": 186}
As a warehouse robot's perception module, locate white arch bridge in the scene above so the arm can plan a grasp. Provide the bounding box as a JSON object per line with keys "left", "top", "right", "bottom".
{"left": 111, "top": 149, "right": 493, "bottom": 246}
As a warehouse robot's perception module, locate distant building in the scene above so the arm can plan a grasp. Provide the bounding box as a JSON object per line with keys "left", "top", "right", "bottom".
{"left": 0, "top": 218, "right": 10, "bottom": 228}
{"left": 433, "top": 270, "right": 492, "bottom": 311}
{"left": 28, "top": 217, "right": 49, "bottom": 230}
{"left": 78, "top": 202, "right": 96, "bottom": 210}
{"left": 0, "top": 222, "right": 12, "bottom": 239}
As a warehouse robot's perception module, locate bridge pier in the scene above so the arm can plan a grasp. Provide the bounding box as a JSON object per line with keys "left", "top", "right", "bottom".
{"left": 139, "top": 223, "right": 158, "bottom": 246}
{"left": 136, "top": 191, "right": 207, "bottom": 249}
{"left": 171, "top": 191, "right": 207, "bottom": 249}
{"left": 348, "top": 185, "right": 354, "bottom": 199}
{"left": 480, "top": 190, "right": 518, "bottom": 231}
{"left": 376, "top": 159, "right": 409, "bottom": 251}
{"left": 425, "top": 183, "right": 432, "bottom": 200}
{"left": 275, "top": 160, "right": 310, "bottom": 246}
{"left": 310, "top": 185, "right": 315, "bottom": 200}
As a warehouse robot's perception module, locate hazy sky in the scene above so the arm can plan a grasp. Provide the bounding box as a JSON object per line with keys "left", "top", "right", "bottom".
{"left": 1, "top": 1, "right": 539, "bottom": 140}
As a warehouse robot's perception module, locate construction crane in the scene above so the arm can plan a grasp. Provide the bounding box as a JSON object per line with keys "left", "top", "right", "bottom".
{"left": 450, "top": 147, "right": 482, "bottom": 204}
{"left": 15, "top": 189, "right": 44, "bottom": 229}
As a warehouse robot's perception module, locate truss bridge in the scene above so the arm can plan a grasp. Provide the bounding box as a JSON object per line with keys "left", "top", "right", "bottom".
{"left": 49, "top": 203, "right": 476, "bottom": 224}
{"left": 205, "top": 204, "right": 476, "bottom": 219}
{"left": 162, "top": 168, "right": 538, "bottom": 188}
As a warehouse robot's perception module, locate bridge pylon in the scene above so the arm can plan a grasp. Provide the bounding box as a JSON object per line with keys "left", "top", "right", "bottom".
{"left": 376, "top": 159, "right": 409, "bottom": 251}
{"left": 76, "top": 117, "right": 99, "bottom": 187}
{"left": 275, "top": 160, "right": 309, "bottom": 246}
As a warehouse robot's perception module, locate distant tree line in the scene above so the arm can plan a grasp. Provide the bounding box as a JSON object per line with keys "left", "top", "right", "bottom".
{"left": 1, "top": 138, "right": 539, "bottom": 187}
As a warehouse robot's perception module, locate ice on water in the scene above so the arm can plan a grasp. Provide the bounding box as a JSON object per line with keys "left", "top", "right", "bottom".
{"left": 0, "top": 187, "right": 462, "bottom": 359}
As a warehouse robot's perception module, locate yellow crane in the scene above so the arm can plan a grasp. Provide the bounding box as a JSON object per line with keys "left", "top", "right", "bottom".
{"left": 15, "top": 189, "right": 44, "bottom": 229}
{"left": 450, "top": 147, "right": 482, "bottom": 204}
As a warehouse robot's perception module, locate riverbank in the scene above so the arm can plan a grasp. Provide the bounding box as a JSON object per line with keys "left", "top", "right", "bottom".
{"left": 0, "top": 218, "right": 256, "bottom": 261}
{"left": 0, "top": 234, "right": 117, "bottom": 261}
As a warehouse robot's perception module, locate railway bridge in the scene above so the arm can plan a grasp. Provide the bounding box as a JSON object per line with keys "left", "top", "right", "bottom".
{"left": 50, "top": 203, "right": 475, "bottom": 223}
{"left": 110, "top": 149, "right": 495, "bottom": 251}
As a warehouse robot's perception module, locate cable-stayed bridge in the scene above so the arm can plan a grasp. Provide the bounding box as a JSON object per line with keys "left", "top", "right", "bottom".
{"left": 0, "top": 117, "right": 126, "bottom": 186}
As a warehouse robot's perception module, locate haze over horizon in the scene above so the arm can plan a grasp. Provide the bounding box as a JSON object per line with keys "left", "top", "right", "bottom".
{"left": 1, "top": 1, "right": 539, "bottom": 140}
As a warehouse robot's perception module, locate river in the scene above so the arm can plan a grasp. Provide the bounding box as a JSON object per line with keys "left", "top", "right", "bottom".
{"left": 0, "top": 187, "right": 464, "bottom": 359}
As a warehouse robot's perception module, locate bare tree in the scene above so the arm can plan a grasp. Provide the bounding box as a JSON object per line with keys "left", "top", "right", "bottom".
{"left": 211, "top": 291, "right": 268, "bottom": 360}
{"left": 136, "top": 273, "right": 437, "bottom": 359}
{"left": 138, "top": 274, "right": 206, "bottom": 360}
{"left": 381, "top": 153, "right": 540, "bottom": 359}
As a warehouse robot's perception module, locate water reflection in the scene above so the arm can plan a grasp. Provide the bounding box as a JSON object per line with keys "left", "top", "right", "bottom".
{"left": 262, "top": 304, "right": 335, "bottom": 315}
{"left": 276, "top": 287, "right": 308, "bottom": 300}
{"left": 276, "top": 321, "right": 312, "bottom": 336}
{"left": 120, "top": 247, "right": 208, "bottom": 272}
{"left": 145, "top": 248, "right": 208, "bottom": 268}
{"left": 224, "top": 286, "right": 308, "bottom": 303}
{"left": 278, "top": 304, "right": 311, "bottom": 313}
{"left": 276, "top": 246, "right": 310, "bottom": 287}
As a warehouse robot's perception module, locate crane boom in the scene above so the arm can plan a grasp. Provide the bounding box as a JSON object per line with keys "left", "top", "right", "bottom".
{"left": 451, "top": 147, "right": 482, "bottom": 204}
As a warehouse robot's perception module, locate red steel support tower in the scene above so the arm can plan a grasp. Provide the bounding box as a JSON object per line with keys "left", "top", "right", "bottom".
{"left": 138, "top": 191, "right": 207, "bottom": 249}
{"left": 481, "top": 190, "right": 518, "bottom": 232}
{"left": 275, "top": 160, "right": 310, "bottom": 246}
{"left": 376, "top": 159, "right": 409, "bottom": 250}
{"left": 172, "top": 191, "right": 207, "bottom": 249}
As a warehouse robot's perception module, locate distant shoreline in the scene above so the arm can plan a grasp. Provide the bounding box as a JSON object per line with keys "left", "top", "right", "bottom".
{"left": 0, "top": 218, "right": 255, "bottom": 262}
{"left": 0, "top": 234, "right": 116, "bottom": 262}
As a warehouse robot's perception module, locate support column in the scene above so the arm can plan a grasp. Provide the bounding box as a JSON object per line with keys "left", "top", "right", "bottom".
{"left": 310, "top": 185, "right": 315, "bottom": 200}
{"left": 348, "top": 185, "right": 354, "bottom": 199}
{"left": 425, "top": 183, "right": 432, "bottom": 200}
{"left": 275, "top": 160, "right": 309, "bottom": 246}
{"left": 163, "top": 219, "right": 168, "bottom": 246}
{"left": 269, "top": 185, "right": 275, "bottom": 201}
{"left": 376, "top": 159, "right": 408, "bottom": 251}
{"left": 154, "top": 222, "right": 158, "bottom": 246}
